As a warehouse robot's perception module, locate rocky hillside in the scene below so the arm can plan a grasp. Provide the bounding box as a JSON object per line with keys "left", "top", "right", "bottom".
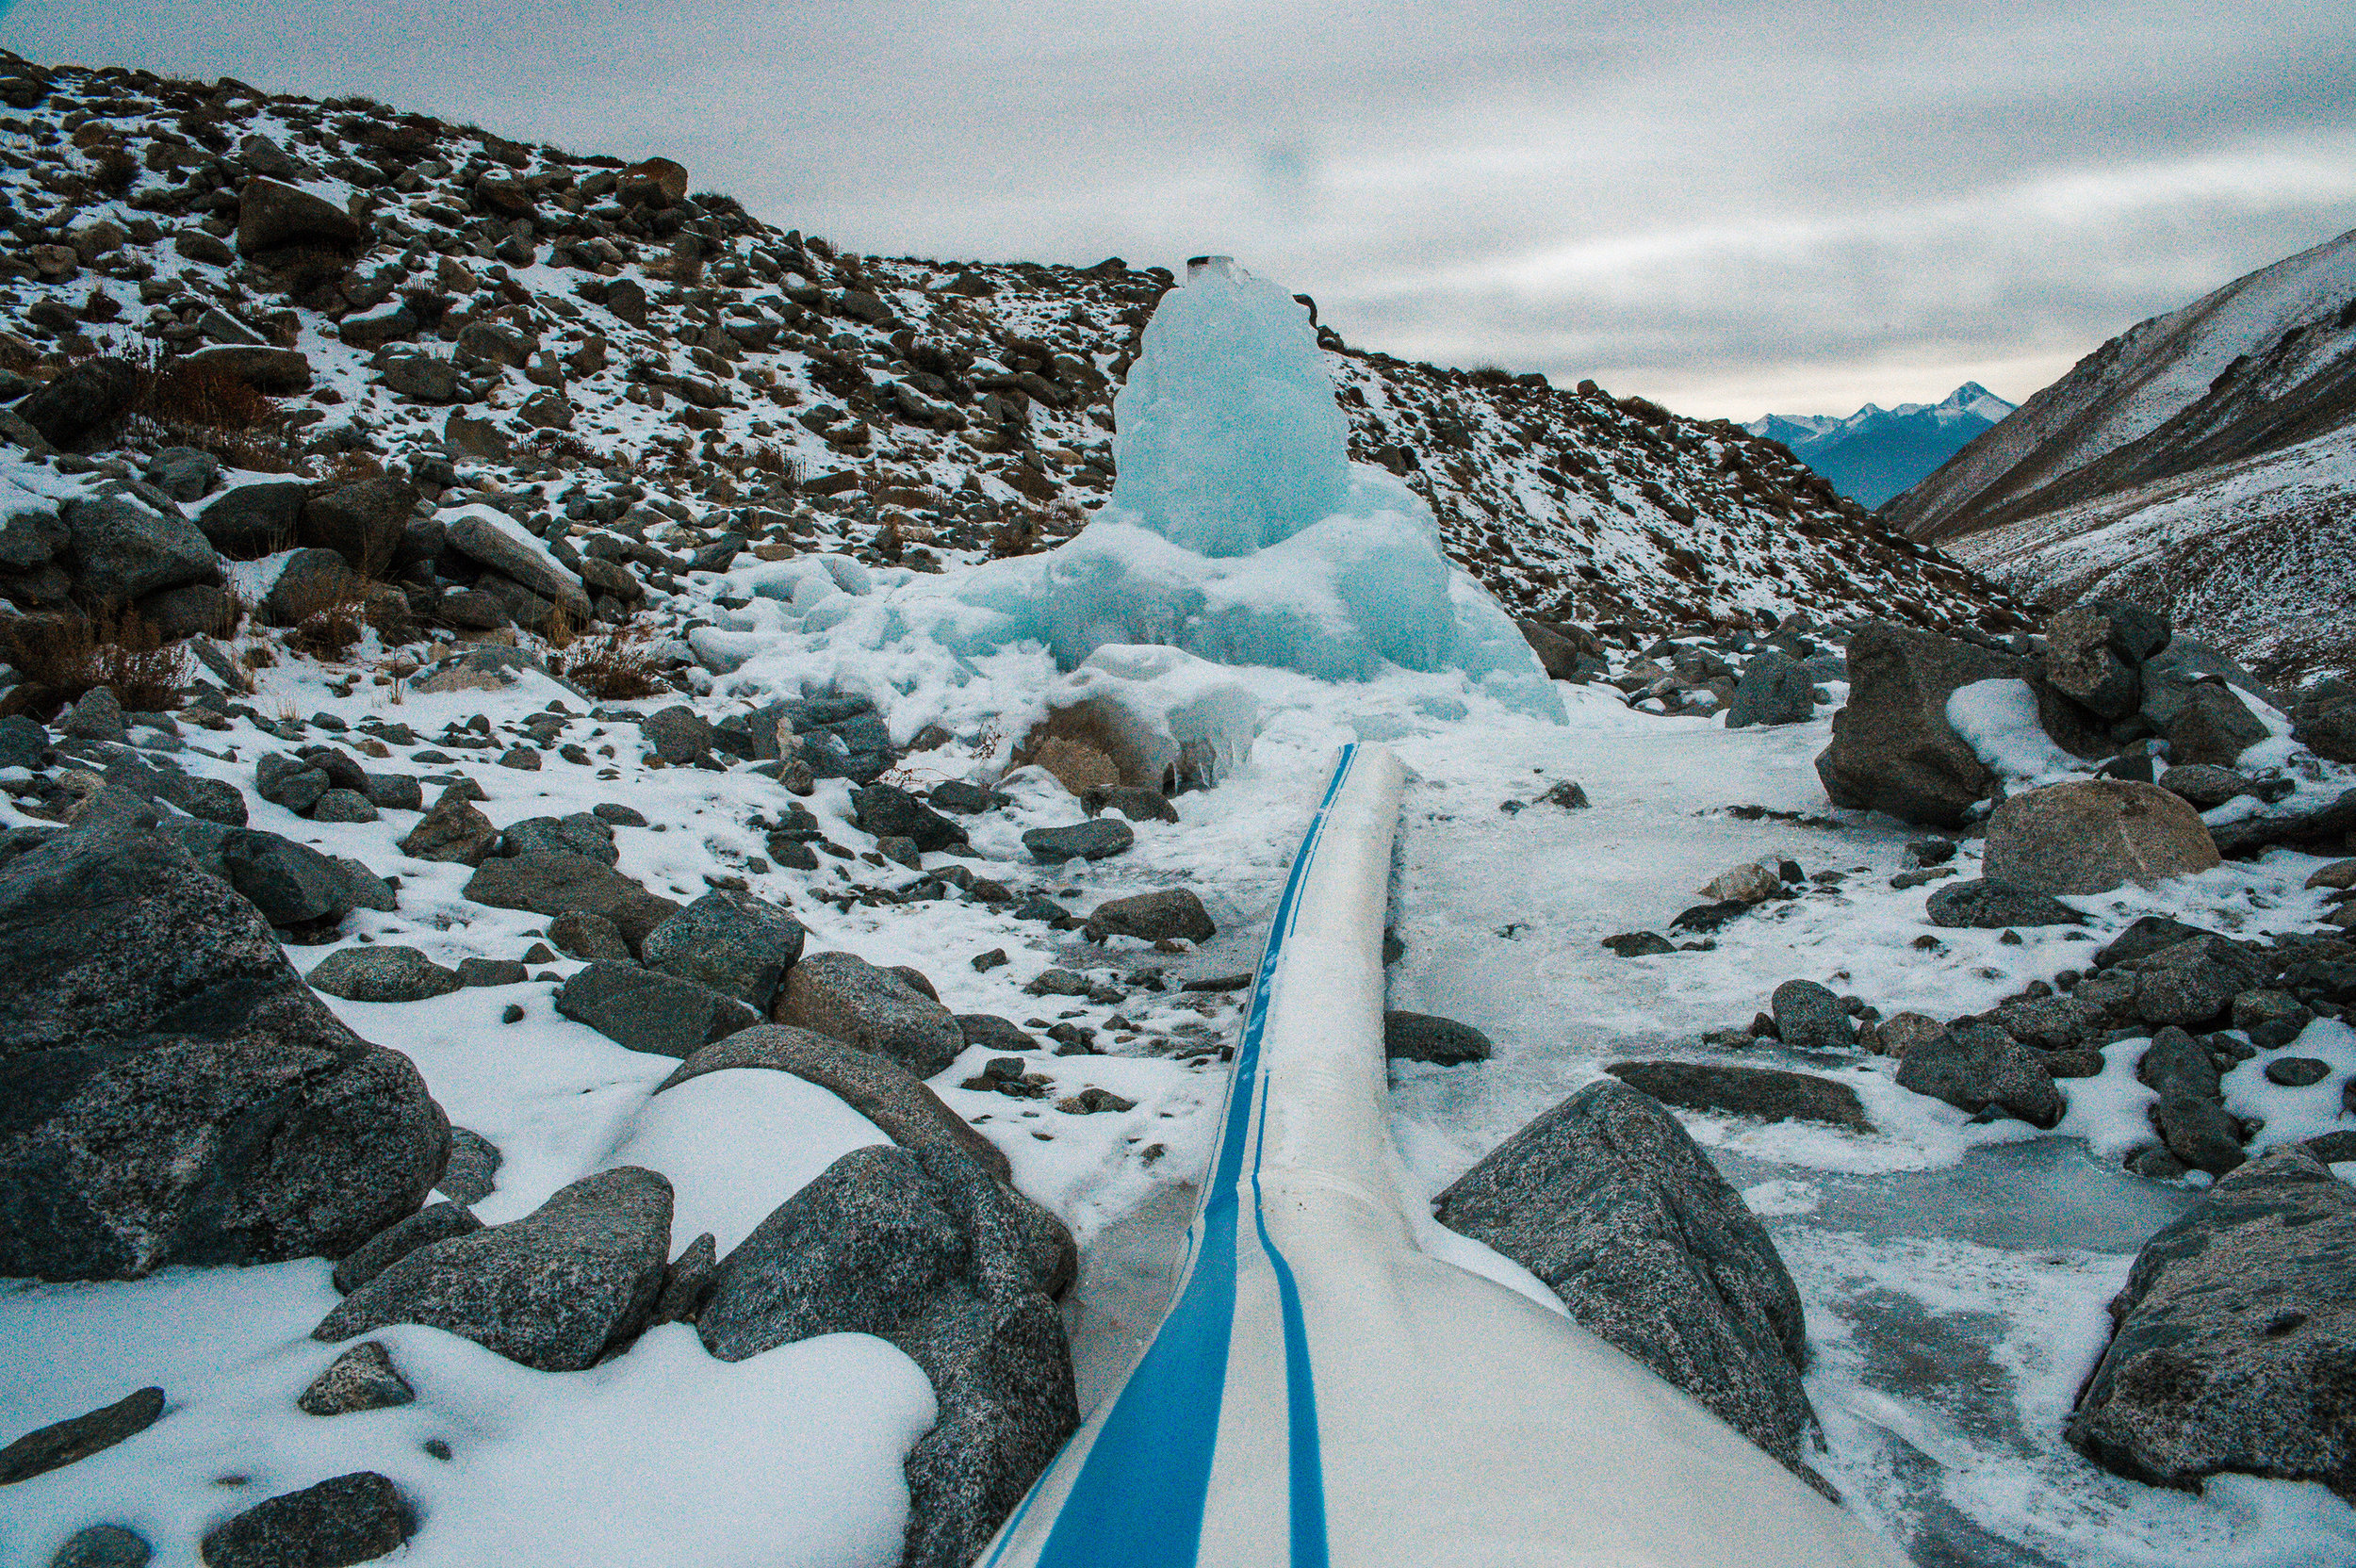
{"left": 0, "top": 49, "right": 1998, "bottom": 651}
{"left": 1889, "top": 226, "right": 2356, "bottom": 543}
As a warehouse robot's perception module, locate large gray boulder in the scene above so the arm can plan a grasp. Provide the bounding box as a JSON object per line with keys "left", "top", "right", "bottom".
{"left": 1814, "top": 621, "right": 2029, "bottom": 827}
{"left": 1893, "top": 1021, "right": 2063, "bottom": 1128}
{"left": 554, "top": 962, "right": 760, "bottom": 1057}
{"left": 698, "top": 1144, "right": 1078, "bottom": 1568}
{"left": 1983, "top": 779, "right": 2220, "bottom": 895}
{"left": 2041, "top": 600, "right": 2163, "bottom": 721}
{"left": 2138, "top": 634, "right": 2271, "bottom": 731}
{"left": 1725, "top": 649, "right": 1815, "bottom": 729}
{"left": 2168, "top": 682, "right": 2270, "bottom": 768}
{"left": 194, "top": 481, "right": 308, "bottom": 557}
{"left": 640, "top": 889, "right": 806, "bottom": 1009}
{"left": 441, "top": 510, "right": 592, "bottom": 620}
{"left": 499, "top": 811, "right": 616, "bottom": 864}
{"left": 299, "top": 476, "right": 417, "bottom": 575}
{"left": 2070, "top": 1146, "right": 2356, "bottom": 1501}
{"left": 1083, "top": 888, "right": 1215, "bottom": 944}
{"left": 236, "top": 177, "right": 364, "bottom": 255}
{"left": 850, "top": 783, "right": 969, "bottom": 853}
{"left": 400, "top": 785, "right": 497, "bottom": 866}
{"left": 1432, "top": 1079, "right": 1822, "bottom": 1482}
{"left": 63, "top": 495, "right": 221, "bottom": 602}
{"left": 777, "top": 951, "right": 965, "bottom": 1079}
{"left": 0, "top": 822, "right": 448, "bottom": 1280}
{"left": 463, "top": 852, "right": 681, "bottom": 952}
{"left": 15, "top": 357, "right": 141, "bottom": 449}
{"left": 314, "top": 1167, "right": 672, "bottom": 1371}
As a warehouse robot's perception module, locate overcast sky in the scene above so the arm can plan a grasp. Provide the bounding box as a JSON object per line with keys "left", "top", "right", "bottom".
{"left": 7, "top": 0, "right": 2352, "bottom": 418}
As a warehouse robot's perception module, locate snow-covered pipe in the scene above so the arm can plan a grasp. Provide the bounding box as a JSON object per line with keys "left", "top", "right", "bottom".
{"left": 980, "top": 743, "right": 1906, "bottom": 1568}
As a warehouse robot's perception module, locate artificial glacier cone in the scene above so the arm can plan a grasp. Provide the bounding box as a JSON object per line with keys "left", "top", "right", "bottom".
{"left": 930, "top": 256, "right": 1565, "bottom": 719}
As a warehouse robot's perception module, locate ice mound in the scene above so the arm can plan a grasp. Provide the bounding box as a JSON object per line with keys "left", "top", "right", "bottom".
{"left": 702, "top": 257, "right": 1563, "bottom": 722}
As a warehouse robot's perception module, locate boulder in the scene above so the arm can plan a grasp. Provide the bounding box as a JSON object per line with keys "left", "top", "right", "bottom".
{"left": 638, "top": 705, "right": 713, "bottom": 764}
{"left": 1022, "top": 819, "right": 1134, "bottom": 862}
{"left": 1924, "top": 878, "right": 2086, "bottom": 928}
{"left": 2041, "top": 601, "right": 2156, "bottom": 721}
{"left": 399, "top": 785, "right": 497, "bottom": 865}
{"left": 0, "top": 497, "right": 66, "bottom": 568}
{"left": 1725, "top": 649, "right": 1815, "bottom": 728}
{"left": 1432, "top": 1080, "right": 1821, "bottom": 1481}
{"left": 199, "top": 1471, "right": 411, "bottom": 1567}
{"left": 640, "top": 889, "right": 807, "bottom": 1009}
{"left": 183, "top": 345, "right": 314, "bottom": 395}
{"left": 2156, "top": 1095, "right": 2250, "bottom": 1176}
{"left": 462, "top": 852, "right": 682, "bottom": 952}
{"left": 2109, "top": 936, "right": 2266, "bottom": 1028}
{"left": 2138, "top": 635, "right": 2271, "bottom": 731}
{"left": 441, "top": 510, "right": 592, "bottom": 620}
{"left": 1894, "top": 1021, "right": 2063, "bottom": 1128}
{"left": 145, "top": 447, "right": 221, "bottom": 503}
{"left": 1383, "top": 1011, "right": 1494, "bottom": 1065}
{"left": 697, "top": 1145, "right": 1078, "bottom": 1568}
{"left": 1815, "top": 621, "right": 2027, "bottom": 826}
{"left": 1983, "top": 779, "right": 2220, "bottom": 895}
{"left": 306, "top": 946, "right": 463, "bottom": 1004}
{"left": 850, "top": 782, "right": 969, "bottom": 852}
{"left": 329, "top": 1200, "right": 481, "bottom": 1295}
{"left": 2168, "top": 682, "right": 2270, "bottom": 768}
{"left": 0, "top": 1386, "right": 164, "bottom": 1484}
{"left": 0, "top": 824, "right": 448, "bottom": 1280}
{"left": 548, "top": 909, "right": 631, "bottom": 963}
{"left": 262, "top": 547, "right": 355, "bottom": 628}
{"left": 771, "top": 691, "right": 897, "bottom": 783}
{"left": 1700, "top": 860, "right": 1779, "bottom": 905}
{"left": 554, "top": 961, "right": 760, "bottom": 1057}
{"left": 15, "top": 357, "right": 140, "bottom": 449}
{"left": 49, "top": 1524, "right": 152, "bottom": 1567}
{"left": 499, "top": 811, "right": 616, "bottom": 864}
{"left": 1603, "top": 1061, "right": 1870, "bottom": 1132}
{"left": 1082, "top": 888, "right": 1215, "bottom": 944}
{"left": 618, "top": 156, "right": 689, "bottom": 208}
{"left": 194, "top": 481, "right": 307, "bottom": 557}
{"left": 2291, "top": 694, "right": 2356, "bottom": 764}
{"left": 439, "top": 1128, "right": 501, "bottom": 1206}
{"left": 2156, "top": 763, "right": 2251, "bottom": 810}
{"left": 777, "top": 951, "right": 966, "bottom": 1079}
{"left": 314, "top": 1167, "right": 672, "bottom": 1371}
{"left": 216, "top": 827, "right": 352, "bottom": 926}
{"left": 299, "top": 477, "right": 417, "bottom": 575}
{"left": 235, "top": 177, "right": 363, "bottom": 255}
{"left": 1771, "top": 979, "right": 1855, "bottom": 1050}
{"left": 2070, "top": 1147, "right": 2356, "bottom": 1500}
{"left": 63, "top": 495, "right": 221, "bottom": 602}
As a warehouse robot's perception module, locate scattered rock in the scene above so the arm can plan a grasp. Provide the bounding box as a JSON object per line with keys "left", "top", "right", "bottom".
{"left": 0, "top": 1386, "right": 165, "bottom": 1484}
{"left": 776, "top": 951, "right": 966, "bottom": 1079}
{"left": 1602, "top": 931, "right": 1677, "bottom": 957}
{"left": 199, "top": 1471, "right": 411, "bottom": 1568}
{"left": 1604, "top": 1061, "right": 1870, "bottom": 1131}
{"left": 638, "top": 705, "right": 714, "bottom": 764}
{"left": 2266, "top": 1057, "right": 2331, "bottom": 1087}
{"left": 500, "top": 812, "right": 617, "bottom": 864}
{"left": 331, "top": 1200, "right": 482, "bottom": 1295}
{"left": 851, "top": 783, "right": 969, "bottom": 852}
{"left": 640, "top": 889, "right": 806, "bottom": 1009}
{"left": 463, "top": 853, "right": 683, "bottom": 953}
{"left": 1383, "top": 1011, "right": 1494, "bottom": 1065}
{"left": 2070, "top": 1147, "right": 2356, "bottom": 1500}
{"left": 438, "top": 1128, "right": 501, "bottom": 1206}
{"left": 1770, "top": 979, "right": 1856, "bottom": 1051}
{"left": 1983, "top": 780, "right": 2221, "bottom": 895}
{"left": 297, "top": 1342, "right": 415, "bottom": 1416}
{"left": 1015, "top": 814, "right": 1136, "bottom": 865}
{"left": 1433, "top": 1080, "right": 1822, "bottom": 1482}
{"left": 306, "top": 946, "right": 463, "bottom": 1004}
{"left": 554, "top": 961, "right": 760, "bottom": 1057}
{"left": 47, "top": 1524, "right": 151, "bottom": 1568}
{"left": 548, "top": 909, "right": 632, "bottom": 963}
{"left": 1895, "top": 1021, "right": 2064, "bottom": 1128}
{"left": 1700, "top": 860, "right": 1779, "bottom": 906}
{"left": 398, "top": 786, "right": 497, "bottom": 865}
{"left": 1726, "top": 649, "right": 1815, "bottom": 728}
{"left": 1925, "top": 878, "right": 2086, "bottom": 929}
{"left": 1082, "top": 888, "right": 1214, "bottom": 944}
{"left": 314, "top": 1167, "right": 672, "bottom": 1371}
{"left": 2157, "top": 764, "right": 2252, "bottom": 811}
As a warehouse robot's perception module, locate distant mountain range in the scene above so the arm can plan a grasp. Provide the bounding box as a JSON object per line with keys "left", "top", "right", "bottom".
{"left": 1745, "top": 384, "right": 2017, "bottom": 508}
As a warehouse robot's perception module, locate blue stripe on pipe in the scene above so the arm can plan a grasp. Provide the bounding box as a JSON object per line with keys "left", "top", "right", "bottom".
{"left": 1006, "top": 745, "right": 1357, "bottom": 1568}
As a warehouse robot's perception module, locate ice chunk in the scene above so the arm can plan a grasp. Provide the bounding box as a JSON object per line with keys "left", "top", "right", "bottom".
{"left": 1042, "top": 645, "right": 1259, "bottom": 792}
{"left": 1111, "top": 256, "right": 1353, "bottom": 556}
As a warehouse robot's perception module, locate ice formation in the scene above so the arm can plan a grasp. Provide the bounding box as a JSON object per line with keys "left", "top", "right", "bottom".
{"left": 695, "top": 258, "right": 1565, "bottom": 721}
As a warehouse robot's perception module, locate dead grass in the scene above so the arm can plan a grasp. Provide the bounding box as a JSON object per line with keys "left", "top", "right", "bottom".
{"left": 273, "top": 570, "right": 368, "bottom": 661}
{"left": 117, "top": 344, "right": 299, "bottom": 471}
{"left": 2, "top": 605, "right": 192, "bottom": 717}
{"left": 553, "top": 625, "right": 664, "bottom": 698}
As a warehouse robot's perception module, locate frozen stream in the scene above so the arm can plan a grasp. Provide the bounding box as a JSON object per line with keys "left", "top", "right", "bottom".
{"left": 1356, "top": 699, "right": 2356, "bottom": 1568}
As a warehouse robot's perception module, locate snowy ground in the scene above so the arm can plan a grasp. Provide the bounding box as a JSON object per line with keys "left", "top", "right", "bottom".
{"left": 5, "top": 639, "right": 2355, "bottom": 1565}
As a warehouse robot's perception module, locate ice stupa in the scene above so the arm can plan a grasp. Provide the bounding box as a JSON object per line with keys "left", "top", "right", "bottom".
{"left": 718, "top": 256, "right": 1564, "bottom": 721}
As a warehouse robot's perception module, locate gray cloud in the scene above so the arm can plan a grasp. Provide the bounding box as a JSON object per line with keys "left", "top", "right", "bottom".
{"left": 6, "top": 0, "right": 2350, "bottom": 417}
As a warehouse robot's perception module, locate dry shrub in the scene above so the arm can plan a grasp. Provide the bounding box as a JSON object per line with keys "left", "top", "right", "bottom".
{"left": 137, "top": 351, "right": 282, "bottom": 432}
{"left": 555, "top": 626, "right": 663, "bottom": 699}
{"left": 2, "top": 605, "right": 191, "bottom": 717}
{"left": 274, "top": 569, "right": 368, "bottom": 661}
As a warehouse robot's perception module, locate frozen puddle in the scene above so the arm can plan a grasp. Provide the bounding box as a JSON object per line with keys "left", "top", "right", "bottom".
{"left": 1376, "top": 705, "right": 2356, "bottom": 1568}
